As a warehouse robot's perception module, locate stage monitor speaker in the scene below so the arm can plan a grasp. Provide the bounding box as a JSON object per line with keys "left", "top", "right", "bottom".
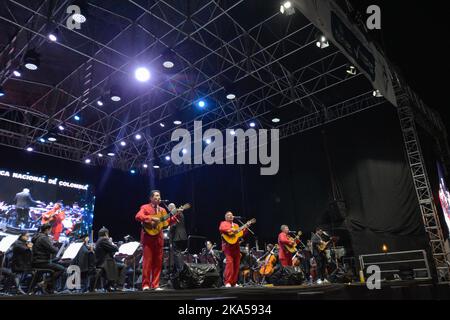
{"left": 172, "top": 263, "right": 221, "bottom": 289}
{"left": 271, "top": 266, "right": 304, "bottom": 286}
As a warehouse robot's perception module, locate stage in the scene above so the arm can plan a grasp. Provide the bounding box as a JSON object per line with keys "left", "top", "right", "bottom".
{"left": 1, "top": 280, "right": 449, "bottom": 300}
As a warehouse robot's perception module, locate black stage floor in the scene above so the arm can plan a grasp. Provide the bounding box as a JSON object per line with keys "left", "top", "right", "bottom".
{"left": 1, "top": 280, "right": 449, "bottom": 300}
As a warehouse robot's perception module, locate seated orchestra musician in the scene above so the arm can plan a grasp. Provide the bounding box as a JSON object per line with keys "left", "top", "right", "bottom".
{"left": 72, "top": 233, "right": 96, "bottom": 292}
{"left": 31, "top": 223, "right": 65, "bottom": 293}
{"left": 239, "top": 243, "right": 258, "bottom": 283}
{"left": 11, "top": 232, "right": 33, "bottom": 294}
{"left": 94, "top": 227, "right": 126, "bottom": 290}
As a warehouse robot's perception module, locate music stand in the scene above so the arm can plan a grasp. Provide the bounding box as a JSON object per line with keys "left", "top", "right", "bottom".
{"left": 115, "top": 241, "right": 140, "bottom": 291}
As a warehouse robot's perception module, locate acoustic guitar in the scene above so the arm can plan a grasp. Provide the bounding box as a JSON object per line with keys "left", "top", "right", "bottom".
{"left": 221, "top": 218, "right": 256, "bottom": 245}
{"left": 142, "top": 203, "right": 191, "bottom": 236}
{"left": 41, "top": 209, "right": 64, "bottom": 225}
{"left": 284, "top": 231, "right": 303, "bottom": 253}
{"left": 317, "top": 240, "right": 331, "bottom": 252}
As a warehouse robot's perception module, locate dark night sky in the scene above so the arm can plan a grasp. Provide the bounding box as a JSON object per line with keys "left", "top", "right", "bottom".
{"left": 350, "top": 1, "right": 450, "bottom": 128}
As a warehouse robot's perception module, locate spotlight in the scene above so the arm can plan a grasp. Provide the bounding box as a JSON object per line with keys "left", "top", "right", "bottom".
{"left": 47, "top": 136, "right": 57, "bottom": 142}
{"left": 107, "top": 152, "right": 115, "bottom": 157}
{"left": 224, "top": 81, "right": 237, "bottom": 100}
{"left": 13, "top": 69, "right": 22, "bottom": 77}
{"left": 205, "top": 138, "right": 211, "bottom": 145}
{"left": 143, "top": 164, "right": 148, "bottom": 169}
{"left": 96, "top": 100, "right": 104, "bottom": 107}
{"left": 280, "top": 1, "right": 295, "bottom": 16}
{"left": 346, "top": 65, "right": 357, "bottom": 75}
{"left": 272, "top": 118, "right": 281, "bottom": 123}
{"left": 120, "top": 141, "right": 127, "bottom": 147}
{"left": 230, "top": 130, "right": 236, "bottom": 136}
{"left": 249, "top": 122, "right": 256, "bottom": 128}
{"left": 315, "top": 34, "right": 329, "bottom": 49}
{"left": 162, "top": 48, "right": 175, "bottom": 69}
{"left": 197, "top": 100, "right": 206, "bottom": 108}
{"left": 110, "top": 85, "right": 122, "bottom": 102}
{"left": 226, "top": 93, "right": 236, "bottom": 100}
{"left": 159, "top": 122, "right": 165, "bottom": 127}
{"left": 373, "top": 89, "right": 383, "bottom": 98}
{"left": 134, "top": 67, "right": 151, "bottom": 82}
{"left": 130, "top": 169, "right": 136, "bottom": 174}
{"left": 24, "top": 49, "right": 40, "bottom": 70}
{"left": 165, "top": 155, "right": 171, "bottom": 161}
{"left": 85, "top": 158, "right": 91, "bottom": 164}
{"left": 26, "top": 147, "right": 33, "bottom": 152}
{"left": 153, "top": 165, "right": 160, "bottom": 169}
{"left": 382, "top": 244, "right": 388, "bottom": 253}
{"left": 182, "top": 148, "right": 187, "bottom": 154}
{"left": 47, "top": 28, "right": 59, "bottom": 42}
{"left": 38, "top": 137, "right": 46, "bottom": 143}
{"left": 71, "top": 0, "right": 88, "bottom": 24}
{"left": 135, "top": 134, "right": 142, "bottom": 140}
{"left": 58, "top": 125, "right": 65, "bottom": 131}
{"left": 74, "top": 115, "right": 81, "bottom": 121}
{"left": 97, "top": 153, "right": 103, "bottom": 157}
{"left": 173, "top": 120, "right": 182, "bottom": 125}
{"left": 0, "top": 86, "right": 5, "bottom": 97}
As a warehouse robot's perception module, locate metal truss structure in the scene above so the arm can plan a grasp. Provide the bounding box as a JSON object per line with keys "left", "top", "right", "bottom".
{"left": 0, "top": 1, "right": 449, "bottom": 282}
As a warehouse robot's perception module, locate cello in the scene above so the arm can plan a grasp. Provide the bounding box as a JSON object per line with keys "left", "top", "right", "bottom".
{"left": 257, "top": 244, "right": 278, "bottom": 281}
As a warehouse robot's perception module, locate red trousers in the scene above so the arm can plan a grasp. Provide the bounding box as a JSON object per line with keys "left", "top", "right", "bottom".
{"left": 279, "top": 252, "right": 293, "bottom": 267}
{"left": 141, "top": 232, "right": 164, "bottom": 288}
{"left": 222, "top": 243, "right": 240, "bottom": 286}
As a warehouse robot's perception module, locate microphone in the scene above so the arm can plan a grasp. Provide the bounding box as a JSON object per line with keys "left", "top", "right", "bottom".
{"left": 233, "top": 216, "right": 245, "bottom": 219}
{"left": 322, "top": 231, "right": 330, "bottom": 237}
{"left": 160, "top": 199, "right": 170, "bottom": 203}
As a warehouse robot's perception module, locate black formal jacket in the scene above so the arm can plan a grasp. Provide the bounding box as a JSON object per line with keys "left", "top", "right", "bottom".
{"left": 14, "top": 191, "right": 39, "bottom": 209}
{"left": 11, "top": 238, "right": 32, "bottom": 272}
{"left": 169, "top": 213, "right": 188, "bottom": 242}
{"left": 94, "top": 237, "right": 118, "bottom": 267}
{"left": 31, "top": 232, "right": 59, "bottom": 264}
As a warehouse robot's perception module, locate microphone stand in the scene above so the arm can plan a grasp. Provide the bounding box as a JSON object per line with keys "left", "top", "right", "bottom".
{"left": 159, "top": 201, "right": 175, "bottom": 287}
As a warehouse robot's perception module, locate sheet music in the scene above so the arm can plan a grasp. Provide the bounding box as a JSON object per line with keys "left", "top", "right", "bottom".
{"left": 61, "top": 242, "right": 83, "bottom": 260}
{"left": 0, "top": 235, "right": 20, "bottom": 252}
{"left": 116, "top": 241, "right": 140, "bottom": 256}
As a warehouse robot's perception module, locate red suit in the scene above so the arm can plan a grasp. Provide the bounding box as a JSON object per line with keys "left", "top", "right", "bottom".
{"left": 42, "top": 208, "right": 65, "bottom": 242}
{"left": 219, "top": 221, "right": 246, "bottom": 286}
{"left": 135, "top": 204, "right": 179, "bottom": 289}
{"left": 278, "top": 232, "right": 295, "bottom": 267}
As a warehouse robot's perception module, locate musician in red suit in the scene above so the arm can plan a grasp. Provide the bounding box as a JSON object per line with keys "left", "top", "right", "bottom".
{"left": 278, "top": 225, "right": 297, "bottom": 267}
{"left": 135, "top": 190, "right": 180, "bottom": 290}
{"left": 41, "top": 203, "right": 65, "bottom": 242}
{"left": 219, "top": 211, "right": 247, "bottom": 288}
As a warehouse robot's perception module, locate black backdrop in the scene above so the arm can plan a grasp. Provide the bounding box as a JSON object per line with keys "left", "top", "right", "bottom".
{"left": 0, "top": 104, "right": 433, "bottom": 257}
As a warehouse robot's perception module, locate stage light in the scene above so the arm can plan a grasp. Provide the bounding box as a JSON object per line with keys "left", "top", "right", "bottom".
{"left": 135, "top": 67, "right": 151, "bottom": 82}
{"left": 173, "top": 120, "right": 182, "bottom": 125}
{"left": 197, "top": 100, "right": 206, "bottom": 108}
{"left": 96, "top": 100, "right": 104, "bottom": 107}
{"left": 135, "top": 134, "right": 142, "bottom": 140}
{"left": 84, "top": 158, "right": 91, "bottom": 164}
{"left": 71, "top": 0, "right": 88, "bottom": 24}
{"left": 110, "top": 85, "right": 122, "bottom": 102}
{"left": 162, "top": 48, "right": 175, "bottom": 69}
{"left": 316, "top": 35, "right": 329, "bottom": 49}
{"left": 249, "top": 122, "right": 256, "bottom": 128}
{"left": 182, "top": 148, "right": 187, "bottom": 154}
{"left": 160, "top": 122, "right": 165, "bottom": 127}
{"left": 0, "top": 86, "right": 5, "bottom": 97}
{"left": 143, "top": 164, "right": 148, "bottom": 169}
{"left": 97, "top": 153, "right": 103, "bottom": 157}
{"left": 26, "top": 147, "right": 33, "bottom": 152}
{"left": 39, "top": 137, "right": 46, "bottom": 143}
{"left": 272, "top": 118, "right": 281, "bottom": 123}
{"left": 58, "top": 125, "right": 65, "bottom": 131}
{"left": 130, "top": 169, "right": 136, "bottom": 174}
{"left": 205, "top": 138, "right": 211, "bottom": 145}
{"left": 74, "top": 115, "right": 81, "bottom": 121}
{"left": 47, "top": 28, "right": 59, "bottom": 42}
{"left": 230, "top": 130, "right": 236, "bottom": 136}
{"left": 120, "top": 141, "right": 127, "bottom": 147}
{"left": 107, "top": 152, "right": 115, "bottom": 157}
{"left": 24, "top": 49, "right": 40, "bottom": 70}
{"left": 153, "top": 165, "right": 160, "bottom": 169}
{"left": 13, "top": 69, "right": 22, "bottom": 77}
{"left": 382, "top": 244, "right": 388, "bottom": 253}
{"left": 165, "top": 155, "right": 171, "bottom": 161}
{"left": 373, "top": 89, "right": 383, "bottom": 98}
{"left": 280, "top": 1, "right": 295, "bottom": 15}
{"left": 226, "top": 93, "right": 236, "bottom": 100}
{"left": 346, "top": 65, "right": 357, "bottom": 75}
{"left": 47, "top": 136, "right": 57, "bottom": 142}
